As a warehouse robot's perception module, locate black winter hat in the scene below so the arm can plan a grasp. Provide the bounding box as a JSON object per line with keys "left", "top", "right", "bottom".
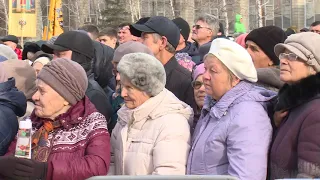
{"left": 246, "top": 26, "right": 287, "bottom": 65}
{"left": 131, "top": 16, "right": 180, "bottom": 49}
{"left": 41, "top": 31, "right": 94, "bottom": 59}
{"left": 1, "top": 35, "right": 19, "bottom": 44}
{"left": 172, "top": 17, "right": 190, "bottom": 42}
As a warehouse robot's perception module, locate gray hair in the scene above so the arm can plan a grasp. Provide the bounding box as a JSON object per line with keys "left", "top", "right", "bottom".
{"left": 152, "top": 33, "right": 176, "bottom": 53}
{"left": 117, "top": 52, "right": 166, "bottom": 96}
{"left": 195, "top": 14, "right": 220, "bottom": 36}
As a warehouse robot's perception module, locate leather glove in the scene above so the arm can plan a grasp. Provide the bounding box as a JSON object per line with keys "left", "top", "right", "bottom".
{"left": 0, "top": 156, "right": 47, "bottom": 180}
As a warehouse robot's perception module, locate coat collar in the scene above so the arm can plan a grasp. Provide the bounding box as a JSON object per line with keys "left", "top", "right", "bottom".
{"left": 203, "top": 81, "right": 254, "bottom": 119}
{"left": 164, "top": 56, "right": 178, "bottom": 78}
{"left": 275, "top": 73, "right": 320, "bottom": 111}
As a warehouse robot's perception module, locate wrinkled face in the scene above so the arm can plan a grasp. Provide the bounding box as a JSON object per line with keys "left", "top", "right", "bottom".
{"left": 246, "top": 40, "right": 273, "bottom": 68}
{"left": 193, "top": 75, "right": 206, "bottom": 109}
{"left": 53, "top": 50, "right": 72, "bottom": 60}
{"left": 192, "top": 20, "right": 212, "bottom": 43}
{"left": 120, "top": 76, "right": 150, "bottom": 109}
{"left": 118, "top": 26, "right": 133, "bottom": 44}
{"left": 4, "top": 41, "right": 17, "bottom": 50}
{"left": 141, "top": 33, "right": 161, "bottom": 57}
{"left": 98, "top": 35, "right": 117, "bottom": 49}
{"left": 33, "top": 62, "right": 44, "bottom": 76}
{"left": 32, "top": 79, "right": 70, "bottom": 119}
{"left": 310, "top": 25, "right": 320, "bottom": 34}
{"left": 279, "top": 49, "right": 315, "bottom": 84}
{"left": 203, "top": 55, "right": 239, "bottom": 101}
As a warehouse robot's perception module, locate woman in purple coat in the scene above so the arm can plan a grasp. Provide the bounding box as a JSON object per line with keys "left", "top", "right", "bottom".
{"left": 187, "top": 38, "right": 276, "bottom": 180}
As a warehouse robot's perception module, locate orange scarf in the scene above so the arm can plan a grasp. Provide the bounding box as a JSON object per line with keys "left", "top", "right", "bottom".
{"left": 32, "top": 120, "right": 61, "bottom": 149}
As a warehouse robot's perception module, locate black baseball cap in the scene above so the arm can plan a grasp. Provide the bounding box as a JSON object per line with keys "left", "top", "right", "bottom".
{"left": 130, "top": 16, "right": 180, "bottom": 49}
{"left": 41, "top": 31, "right": 94, "bottom": 58}
{"left": 130, "top": 17, "right": 150, "bottom": 37}
{"left": 1, "top": 35, "right": 19, "bottom": 44}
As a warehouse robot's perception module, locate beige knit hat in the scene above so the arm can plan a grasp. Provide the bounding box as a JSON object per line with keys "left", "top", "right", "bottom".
{"left": 274, "top": 32, "right": 320, "bottom": 72}
{"left": 37, "top": 58, "right": 88, "bottom": 105}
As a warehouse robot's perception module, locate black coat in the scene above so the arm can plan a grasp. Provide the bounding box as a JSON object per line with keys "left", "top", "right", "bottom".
{"left": 164, "top": 56, "right": 196, "bottom": 110}
{"left": 92, "top": 41, "right": 115, "bottom": 90}
{"left": 86, "top": 74, "right": 112, "bottom": 123}
{"left": 0, "top": 78, "right": 26, "bottom": 155}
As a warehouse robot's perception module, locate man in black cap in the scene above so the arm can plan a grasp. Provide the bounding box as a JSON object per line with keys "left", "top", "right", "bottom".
{"left": 130, "top": 16, "right": 196, "bottom": 110}
{"left": 173, "top": 17, "right": 200, "bottom": 64}
{"left": 41, "top": 31, "right": 112, "bottom": 122}
{"left": 1, "top": 35, "right": 22, "bottom": 60}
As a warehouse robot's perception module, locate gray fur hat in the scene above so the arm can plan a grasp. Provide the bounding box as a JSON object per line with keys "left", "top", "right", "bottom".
{"left": 117, "top": 52, "right": 166, "bottom": 96}
{"left": 0, "top": 44, "right": 18, "bottom": 60}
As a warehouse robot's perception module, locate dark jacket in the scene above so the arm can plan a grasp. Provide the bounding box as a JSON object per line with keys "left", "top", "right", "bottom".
{"left": 86, "top": 74, "right": 112, "bottom": 123}
{"left": 164, "top": 56, "right": 196, "bottom": 110}
{"left": 92, "top": 41, "right": 115, "bottom": 90}
{"left": 270, "top": 73, "right": 320, "bottom": 179}
{"left": 177, "top": 42, "right": 200, "bottom": 64}
{"left": 0, "top": 78, "right": 26, "bottom": 155}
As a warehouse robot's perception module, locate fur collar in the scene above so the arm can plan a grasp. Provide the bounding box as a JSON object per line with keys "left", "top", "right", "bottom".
{"left": 275, "top": 73, "right": 320, "bottom": 111}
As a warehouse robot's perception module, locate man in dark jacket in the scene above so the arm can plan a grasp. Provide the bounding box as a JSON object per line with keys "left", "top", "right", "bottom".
{"left": 41, "top": 31, "right": 112, "bottom": 122}
{"left": 173, "top": 17, "right": 200, "bottom": 64}
{"left": 130, "top": 16, "right": 196, "bottom": 110}
{"left": 0, "top": 74, "right": 26, "bottom": 155}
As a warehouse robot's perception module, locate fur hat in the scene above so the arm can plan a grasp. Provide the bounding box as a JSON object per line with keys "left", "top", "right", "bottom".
{"left": 117, "top": 52, "right": 166, "bottom": 96}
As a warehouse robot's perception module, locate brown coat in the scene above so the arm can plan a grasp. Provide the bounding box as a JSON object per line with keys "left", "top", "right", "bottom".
{"left": 270, "top": 73, "right": 320, "bottom": 179}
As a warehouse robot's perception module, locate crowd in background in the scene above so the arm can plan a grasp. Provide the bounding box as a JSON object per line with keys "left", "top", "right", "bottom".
{"left": 0, "top": 13, "right": 319, "bottom": 180}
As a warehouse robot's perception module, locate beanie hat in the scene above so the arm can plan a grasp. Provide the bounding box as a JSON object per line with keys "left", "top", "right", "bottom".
{"left": 37, "top": 58, "right": 88, "bottom": 105}
{"left": 33, "top": 57, "right": 51, "bottom": 66}
{"left": 113, "top": 41, "right": 154, "bottom": 63}
{"left": 192, "top": 63, "right": 205, "bottom": 81}
{"left": 208, "top": 38, "right": 257, "bottom": 82}
{"left": 0, "top": 44, "right": 18, "bottom": 60}
{"left": 245, "top": 26, "right": 287, "bottom": 65}
{"left": 1, "top": 59, "right": 37, "bottom": 100}
{"left": 173, "top": 17, "right": 190, "bottom": 42}
{"left": 274, "top": 32, "right": 320, "bottom": 72}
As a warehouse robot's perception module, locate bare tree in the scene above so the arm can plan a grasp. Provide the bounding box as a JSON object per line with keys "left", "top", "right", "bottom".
{"left": 0, "top": 0, "right": 8, "bottom": 35}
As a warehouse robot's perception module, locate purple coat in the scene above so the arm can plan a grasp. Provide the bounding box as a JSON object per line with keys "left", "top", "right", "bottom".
{"left": 187, "top": 81, "right": 276, "bottom": 180}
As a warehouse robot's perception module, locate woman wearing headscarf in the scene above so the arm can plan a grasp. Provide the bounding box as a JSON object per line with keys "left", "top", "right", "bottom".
{"left": 270, "top": 32, "right": 320, "bottom": 179}
{"left": 187, "top": 38, "right": 276, "bottom": 180}
{"left": 110, "top": 53, "right": 193, "bottom": 175}
{"left": 0, "top": 58, "right": 110, "bottom": 180}
{"left": 191, "top": 63, "right": 205, "bottom": 132}
{"left": 0, "top": 64, "right": 26, "bottom": 155}
{"left": 32, "top": 56, "right": 51, "bottom": 76}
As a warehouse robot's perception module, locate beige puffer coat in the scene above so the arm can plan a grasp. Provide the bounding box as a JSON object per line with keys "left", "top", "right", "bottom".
{"left": 109, "top": 89, "right": 193, "bottom": 175}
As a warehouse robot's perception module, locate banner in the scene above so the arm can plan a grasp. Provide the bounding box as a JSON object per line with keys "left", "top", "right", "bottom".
{"left": 42, "top": 0, "right": 64, "bottom": 40}
{"left": 8, "top": 0, "right": 37, "bottom": 37}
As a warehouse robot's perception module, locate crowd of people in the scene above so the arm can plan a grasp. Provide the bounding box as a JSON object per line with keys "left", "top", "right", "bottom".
{"left": 0, "top": 13, "right": 319, "bottom": 180}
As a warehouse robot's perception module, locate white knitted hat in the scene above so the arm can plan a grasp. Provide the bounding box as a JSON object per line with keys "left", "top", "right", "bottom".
{"left": 208, "top": 38, "right": 258, "bottom": 82}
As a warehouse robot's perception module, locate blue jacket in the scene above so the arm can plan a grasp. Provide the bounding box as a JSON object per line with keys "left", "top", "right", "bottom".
{"left": 0, "top": 78, "right": 26, "bottom": 155}
{"left": 187, "top": 81, "right": 276, "bottom": 179}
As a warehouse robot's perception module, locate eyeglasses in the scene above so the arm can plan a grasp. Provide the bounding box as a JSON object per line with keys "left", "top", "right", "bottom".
{"left": 193, "top": 25, "right": 212, "bottom": 31}
{"left": 279, "top": 53, "right": 298, "bottom": 61}
{"left": 191, "top": 81, "right": 204, "bottom": 90}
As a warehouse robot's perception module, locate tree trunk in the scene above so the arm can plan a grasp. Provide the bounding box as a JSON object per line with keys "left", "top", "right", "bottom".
{"left": 1, "top": 0, "right": 8, "bottom": 35}
{"left": 221, "top": 0, "right": 229, "bottom": 35}
{"left": 169, "top": 0, "right": 175, "bottom": 18}
{"left": 257, "top": 0, "right": 263, "bottom": 27}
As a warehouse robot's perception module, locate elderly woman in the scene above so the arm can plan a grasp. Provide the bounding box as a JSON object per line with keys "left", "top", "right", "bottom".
{"left": 110, "top": 52, "right": 193, "bottom": 175}
{"left": 191, "top": 63, "right": 205, "bottom": 131}
{"left": 0, "top": 58, "right": 110, "bottom": 180}
{"left": 270, "top": 32, "right": 320, "bottom": 179}
{"left": 32, "top": 56, "right": 51, "bottom": 76}
{"left": 187, "top": 38, "right": 276, "bottom": 180}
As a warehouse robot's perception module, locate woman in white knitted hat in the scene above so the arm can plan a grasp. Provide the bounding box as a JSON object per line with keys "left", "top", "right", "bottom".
{"left": 270, "top": 32, "right": 320, "bottom": 179}
{"left": 110, "top": 52, "right": 193, "bottom": 175}
{"left": 187, "top": 38, "right": 277, "bottom": 180}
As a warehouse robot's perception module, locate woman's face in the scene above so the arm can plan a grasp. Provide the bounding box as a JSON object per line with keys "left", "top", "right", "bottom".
{"left": 33, "top": 62, "right": 44, "bottom": 76}
{"left": 203, "top": 55, "right": 239, "bottom": 101}
{"left": 193, "top": 75, "right": 206, "bottom": 109}
{"left": 120, "top": 76, "right": 151, "bottom": 109}
{"left": 32, "top": 79, "right": 70, "bottom": 119}
{"left": 279, "top": 49, "right": 316, "bottom": 83}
